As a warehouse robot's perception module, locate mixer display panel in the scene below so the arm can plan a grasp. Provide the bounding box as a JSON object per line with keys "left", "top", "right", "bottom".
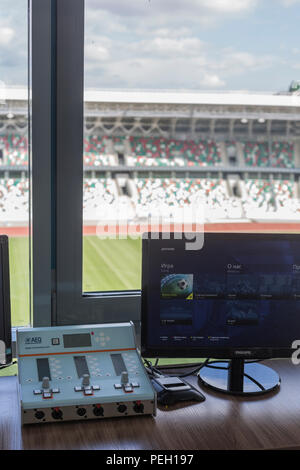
{"left": 17, "top": 322, "right": 156, "bottom": 425}
{"left": 63, "top": 333, "right": 91, "bottom": 348}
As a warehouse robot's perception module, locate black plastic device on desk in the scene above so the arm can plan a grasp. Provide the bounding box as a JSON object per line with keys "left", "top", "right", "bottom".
{"left": 151, "top": 375, "right": 205, "bottom": 406}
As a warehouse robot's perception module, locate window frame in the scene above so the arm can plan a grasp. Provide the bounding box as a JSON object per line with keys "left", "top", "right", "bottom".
{"left": 31, "top": 0, "right": 141, "bottom": 326}
{"left": 31, "top": 0, "right": 53, "bottom": 327}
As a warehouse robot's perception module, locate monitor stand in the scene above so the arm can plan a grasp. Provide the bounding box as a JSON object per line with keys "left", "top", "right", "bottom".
{"left": 198, "top": 359, "right": 280, "bottom": 396}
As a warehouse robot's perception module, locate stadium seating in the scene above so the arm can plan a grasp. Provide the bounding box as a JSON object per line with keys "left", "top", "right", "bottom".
{"left": 113, "top": 136, "right": 127, "bottom": 147}
{"left": 0, "top": 134, "right": 295, "bottom": 169}
{"left": 0, "top": 134, "right": 117, "bottom": 167}
{"left": 0, "top": 178, "right": 29, "bottom": 221}
{"left": 83, "top": 178, "right": 119, "bottom": 220}
{"left": 242, "top": 178, "right": 297, "bottom": 216}
{"left": 84, "top": 135, "right": 116, "bottom": 166}
{"left": 242, "top": 141, "right": 295, "bottom": 168}
{"left": 243, "top": 142, "right": 269, "bottom": 167}
{"left": 132, "top": 177, "right": 231, "bottom": 219}
{"left": 0, "top": 135, "right": 28, "bottom": 166}
{"left": 271, "top": 142, "right": 294, "bottom": 168}
{"left": 0, "top": 132, "right": 299, "bottom": 222}
{"left": 128, "top": 137, "right": 221, "bottom": 167}
{"left": 0, "top": 175, "right": 299, "bottom": 222}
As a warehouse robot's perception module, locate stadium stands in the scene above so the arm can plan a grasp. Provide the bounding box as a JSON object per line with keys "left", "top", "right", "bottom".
{"left": 127, "top": 137, "right": 221, "bottom": 167}
{"left": 242, "top": 178, "right": 300, "bottom": 218}
{"left": 0, "top": 174, "right": 299, "bottom": 222}
{"left": 0, "top": 135, "right": 28, "bottom": 166}
{"left": 0, "top": 178, "right": 29, "bottom": 222}
{"left": 242, "top": 141, "right": 294, "bottom": 168}
{"left": 243, "top": 142, "right": 270, "bottom": 167}
{"left": 131, "top": 177, "right": 235, "bottom": 219}
{"left": 84, "top": 135, "right": 118, "bottom": 166}
{"left": 271, "top": 142, "right": 294, "bottom": 168}
{"left": 83, "top": 178, "right": 118, "bottom": 219}
{"left": 0, "top": 134, "right": 295, "bottom": 169}
{"left": 0, "top": 134, "right": 117, "bottom": 167}
{"left": 0, "top": 132, "right": 299, "bottom": 223}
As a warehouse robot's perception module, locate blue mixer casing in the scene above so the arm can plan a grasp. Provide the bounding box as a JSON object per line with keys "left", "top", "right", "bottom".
{"left": 17, "top": 322, "right": 156, "bottom": 424}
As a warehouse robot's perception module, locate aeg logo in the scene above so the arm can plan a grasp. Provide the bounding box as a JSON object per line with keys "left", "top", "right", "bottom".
{"left": 25, "top": 337, "right": 42, "bottom": 345}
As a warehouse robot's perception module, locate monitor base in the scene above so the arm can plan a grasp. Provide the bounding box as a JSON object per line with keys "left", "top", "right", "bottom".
{"left": 198, "top": 359, "right": 280, "bottom": 396}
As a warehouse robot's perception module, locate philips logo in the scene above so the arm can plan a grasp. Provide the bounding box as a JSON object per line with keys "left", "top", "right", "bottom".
{"left": 234, "top": 350, "right": 252, "bottom": 356}
{"left": 25, "top": 337, "right": 42, "bottom": 345}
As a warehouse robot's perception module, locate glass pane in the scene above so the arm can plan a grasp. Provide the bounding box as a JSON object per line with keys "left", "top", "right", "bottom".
{"left": 83, "top": 0, "right": 300, "bottom": 293}
{"left": 0, "top": 0, "right": 30, "bottom": 324}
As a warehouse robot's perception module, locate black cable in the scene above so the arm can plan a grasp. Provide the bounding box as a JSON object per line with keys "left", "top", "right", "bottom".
{"left": 171, "top": 359, "right": 210, "bottom": 378}
{"left": 145, "top": 358, "right": 266, "bottom": 377}
{"left": 206, "top": 363, "right": 229, "bottom": 370}
{"left": 145, "top": 358, "right": 211, "bottom": 378}
{"left": 156, "top": 361, "right": 205, "bottom": 370}
{"left": 145, "top": 358, "right": 267, "bottom": 393}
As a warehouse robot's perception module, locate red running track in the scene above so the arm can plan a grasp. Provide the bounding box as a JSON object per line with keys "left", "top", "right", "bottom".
{"left": 1, "top": 222, "right": 300, "bottom": 238}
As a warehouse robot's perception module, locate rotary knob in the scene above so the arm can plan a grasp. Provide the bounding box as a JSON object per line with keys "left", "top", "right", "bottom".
{"left": 82, "top": 374, "right": 90, "bottom": 387}
{"left": 42, "top": 376, "right": 50, "bottom": 389}
{"left": 121, "top": 371, "right": 129, "bottom": 385}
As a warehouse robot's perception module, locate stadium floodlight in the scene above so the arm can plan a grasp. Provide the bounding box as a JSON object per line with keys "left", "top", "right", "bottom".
{"left": 258, "top": 118, "right": 265, "bottom": 124}
{"left": 241, "top": 118, "right": 248, "bottom": 124}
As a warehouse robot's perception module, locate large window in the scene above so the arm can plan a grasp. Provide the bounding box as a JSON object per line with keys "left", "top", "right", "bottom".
{"left": 82, "top": 0, "right": 300, "bottom": 298}
{"left": 0, "top": 0, "right": 30, "bottom": 326}
{"left": 25, "top": 0, "right": 300, "bottom": 327}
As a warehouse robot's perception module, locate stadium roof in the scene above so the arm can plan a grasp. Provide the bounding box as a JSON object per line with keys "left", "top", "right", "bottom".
{"left": 3, "top": 87, "right": 300, "bottom": 108}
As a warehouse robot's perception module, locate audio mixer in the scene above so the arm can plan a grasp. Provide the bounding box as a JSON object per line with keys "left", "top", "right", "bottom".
{"left": 17, "top": 322, "right": 156, "bottom": 424}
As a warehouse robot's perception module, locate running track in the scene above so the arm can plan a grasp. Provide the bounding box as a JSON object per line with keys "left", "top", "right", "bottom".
{"left": 1, "top": 222, "right": 300, "bottom": 238}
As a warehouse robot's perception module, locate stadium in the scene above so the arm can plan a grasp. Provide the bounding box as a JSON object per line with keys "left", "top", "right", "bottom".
{"left": 1, "top": 85, "right": 300, "bottom": 324}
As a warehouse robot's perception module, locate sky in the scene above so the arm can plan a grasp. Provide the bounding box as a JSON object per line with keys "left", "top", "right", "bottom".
{"left": 1, "top": 0, "right": 300, "bottom": 92}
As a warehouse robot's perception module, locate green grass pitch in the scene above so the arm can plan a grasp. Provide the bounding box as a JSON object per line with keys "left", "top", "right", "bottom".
{"left": 83, "top": 236, "right": 142, "bottom": 292}
{"left": 10, "top": 236, "right": 143, "bottom": 326}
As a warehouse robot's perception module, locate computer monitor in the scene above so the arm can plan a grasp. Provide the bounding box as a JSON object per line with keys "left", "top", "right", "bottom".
{"left": 141, "top": 232, "right": 300, "bottom": 396}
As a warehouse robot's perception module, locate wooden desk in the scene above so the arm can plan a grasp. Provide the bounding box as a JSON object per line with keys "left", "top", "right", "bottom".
{"left": 1, "top": 360, "right": 300, "bottom": 450}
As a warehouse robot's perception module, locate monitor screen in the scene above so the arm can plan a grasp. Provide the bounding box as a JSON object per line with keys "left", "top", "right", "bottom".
{"left": 141, "top": 233, "right": 300, "bottom": 359}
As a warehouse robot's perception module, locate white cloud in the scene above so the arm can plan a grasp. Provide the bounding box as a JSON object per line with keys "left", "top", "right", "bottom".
{"left": 85, "top": 36, "right": 111, "bottom": 62}
{"left": 84, "top": 28, "right": 279, "bottom": 90}
{"left": 86, "top": 0, "right": 257, "bottom": 17}
{"left": 279, "top": 0, "right": 300, "bottom": 5}
{"left": 199, "top": 0, "right": 257, "bottom": 13}
{"left": 136, "top": 37, "right": 205, "bottom": 58}
{"left": 0, "top": 0, "right": 27, "bottom": 86}
{"left": 199, "top": 73, "right": 225, "bottom": 87}
{"left": 0, "top": 0, "right": 295, "bottom": 91}
{"left": 0, "top": 27, "right": 15, "bottom": 46}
